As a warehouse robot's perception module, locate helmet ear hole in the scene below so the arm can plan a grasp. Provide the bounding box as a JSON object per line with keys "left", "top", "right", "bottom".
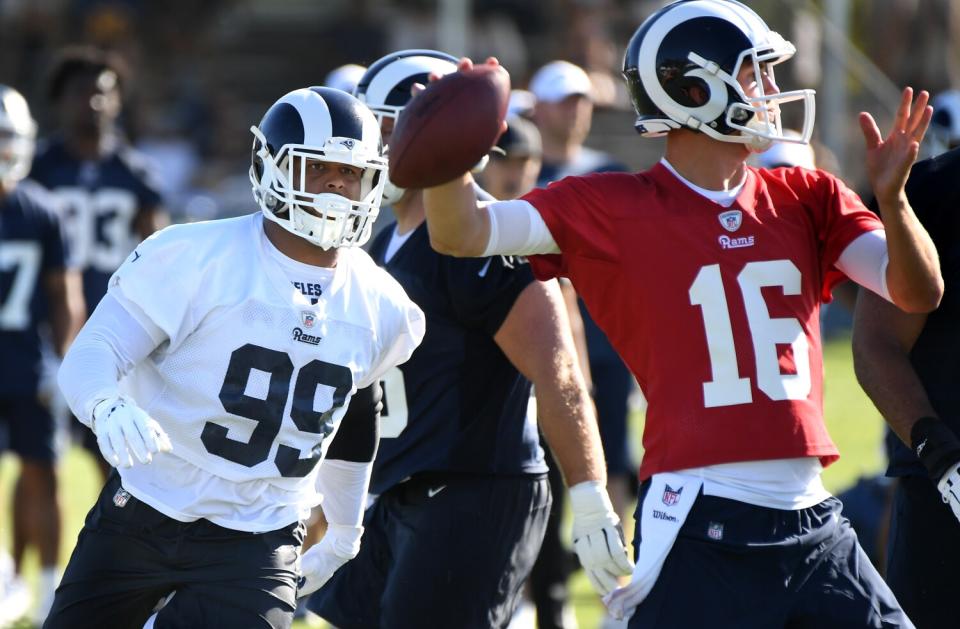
{"left": 681, "top": 82, "right": 709, "bottom": 107}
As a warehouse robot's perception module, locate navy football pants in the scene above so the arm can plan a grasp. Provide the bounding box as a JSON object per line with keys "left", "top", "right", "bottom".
{"left": 886, "top": 475, "right": 960, "bottom": 629}
{"left": 44, "top": 472, "right": 302, "bottom": 629}
{"left": 629, "top": 483, "right": 913, "bottom": 628}
{"left": 309, "top": 472, "right": 550, "bottom": 629}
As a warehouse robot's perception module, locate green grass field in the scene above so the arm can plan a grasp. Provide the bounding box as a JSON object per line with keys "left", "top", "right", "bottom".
{"left": 0, "top": 335, "right": 887, "bottom": 629}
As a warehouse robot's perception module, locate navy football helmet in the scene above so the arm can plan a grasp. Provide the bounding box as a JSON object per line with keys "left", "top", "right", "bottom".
{"left": 622, "top": 0, "right": 815, "bottom": 151}
{"left": 0, "top": 85, "right": 37, "bottom": 185}
{"left": 250, "top": 87, "right": 386, "bottom": 250}
{"left": 355, "top": 49, "right": 458, "bottom": 203}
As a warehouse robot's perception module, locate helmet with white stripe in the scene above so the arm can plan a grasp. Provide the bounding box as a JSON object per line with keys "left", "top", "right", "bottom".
{"left": 622, "top": 0, "right": 815, "bottom": 152}
{"left": 355, "top": 50, "right": 458, "bottom": 204}
{"left": 250, "top": 86, "right": 387, "bottom": 250}
{"left": 0, "top": 85, "right": 37, "bottom": 186}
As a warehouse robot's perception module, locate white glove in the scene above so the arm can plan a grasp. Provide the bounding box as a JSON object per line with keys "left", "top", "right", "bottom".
{"left": 91, "top": 395, "right": 172, "bottom": 468}
{"left": 297, "top": 524, "right": 362, "bottom": 598}
{"left": 938, "top": 462, "right": 960, "bottom": 523}
{"left": 570, "top": 481, "right": 634, "bottom": 597}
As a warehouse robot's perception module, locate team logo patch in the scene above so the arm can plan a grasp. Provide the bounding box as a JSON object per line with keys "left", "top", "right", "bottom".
{"left": 718, "top": 210, "right": 742, "bottom": 232}
{"left": 339, "top": 139, "right": 356, "bottom": 149}
{"left": 301, "top": 311, "right": 316, "bottom": 328}
{"left": 292, "top": 327, "right": 322, "bottom": 345}
{"left": 113, "top": 487, "right": 132, "bottom": 508}
{"left": 718, "top": 234, "right": 755, "bottom": 249}
{"left": 707, "top": 522, "right": 724, "bottom": 540}
{"left": 662, "top": 484, "right": 683, "bottom": 506}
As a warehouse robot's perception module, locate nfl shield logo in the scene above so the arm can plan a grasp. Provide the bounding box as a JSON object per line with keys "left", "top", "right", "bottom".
{"left": 718, "top": 210, "right": 742, "bottom": 232}
{"left": 113, "top": 487, "right": 131, "bottom": 508}
{"left": 301, "top": 311, "right": 316, "bottom": 328}
{"left": 661, "top": 484, "right": 683, "bottom": 506}
{"left": 708, "top": 522, "right": 724, "bottom": 540}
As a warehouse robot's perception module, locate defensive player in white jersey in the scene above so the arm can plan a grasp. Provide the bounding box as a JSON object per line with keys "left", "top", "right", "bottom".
{"left": 419, "top": 1, "right": 941, "bottom": 627}
{"left": 45, "top": 86, "right": 425, "bottom": 629}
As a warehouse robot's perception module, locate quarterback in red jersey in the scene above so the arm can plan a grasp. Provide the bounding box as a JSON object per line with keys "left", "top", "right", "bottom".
{"left": 419, "top": 1, "right": 941, "bottom": 627}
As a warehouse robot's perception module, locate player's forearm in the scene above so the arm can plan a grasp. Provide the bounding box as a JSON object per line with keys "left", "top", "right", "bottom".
{"left": 58, "top": 294, "right": 161, "bottom": 425}
{"left": 852, "top": 326, "right": 936, "bottom": 446}
{"left": 316, "top": 458, "right": 372, "bottom": 531}
{"left": 878, "top": 193, "right": 943, "bottom": 313}
{"left": 536, "top": 367, "right": 607, "bottom": 486}
{"left": 423, "top": 173, "right": 490, "bottom": 257}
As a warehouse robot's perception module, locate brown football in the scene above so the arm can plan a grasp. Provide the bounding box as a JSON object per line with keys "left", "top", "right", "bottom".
{"left": 387, "top": 64, "right": 510, "bottom": 189}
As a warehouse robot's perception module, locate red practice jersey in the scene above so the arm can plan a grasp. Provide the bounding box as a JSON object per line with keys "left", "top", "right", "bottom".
{"left": 524, "top": 163, "right": 882, "bottom": 480}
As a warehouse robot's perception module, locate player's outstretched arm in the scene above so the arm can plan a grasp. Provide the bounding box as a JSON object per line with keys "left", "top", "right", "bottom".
{"left": 494, "top": 279, "right": 632, "bottom": 596}
{"left": 860, "top": 87, "right": 943, "bottom": 313}
{"left": 852, "top": 289, "right": 960, "bottom": 523}
{"left": 423, "top": 172, "right": 492, "bottom": 257}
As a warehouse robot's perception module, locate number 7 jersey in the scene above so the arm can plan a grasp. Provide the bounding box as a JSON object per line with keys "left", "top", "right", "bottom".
{"left": 524, "top": 163, "right": 882, "bottom": 481}
{"left": 107, "top": 214, "right": 424, "bottom": 531}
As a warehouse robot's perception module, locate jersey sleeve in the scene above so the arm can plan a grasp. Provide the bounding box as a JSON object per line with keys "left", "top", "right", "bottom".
{"left": 106, "top": 224, "right": 200, "bottom": 347}
{"left": 520, "top": 174, "right": 618, "bottom": 282}
{"left": 357, "top": 285, "right": 425, "bottom": 389}
{"left": 792, "top": 168, "right": 884, "bottom": 301}
{"left": 443, "top": 254, "right": 535, "bottom": 336}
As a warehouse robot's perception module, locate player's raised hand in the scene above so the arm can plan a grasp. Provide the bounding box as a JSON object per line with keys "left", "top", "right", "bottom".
{"left": 92, "top": 395, "right": 172, "bottom": 468}
{"left": 569, "top": 481, "right": 634, "bottom": 597}
{"left": 859, "top": 87, "right": 932, "bottom": 205}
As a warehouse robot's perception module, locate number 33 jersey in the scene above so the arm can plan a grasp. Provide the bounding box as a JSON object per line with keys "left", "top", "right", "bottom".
{"left": 108, "top": 214, "right": 424, "bottom": 531}
{"left": 524, "top": 163, "right": 882, "bottom": 481}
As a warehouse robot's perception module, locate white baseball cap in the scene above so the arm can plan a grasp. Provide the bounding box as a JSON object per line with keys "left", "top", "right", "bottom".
{"left": 529, "top": 61, "right": 592, "bottom": 103}
{"left": 323, "top": 64, "right": 367, "bottom": 95}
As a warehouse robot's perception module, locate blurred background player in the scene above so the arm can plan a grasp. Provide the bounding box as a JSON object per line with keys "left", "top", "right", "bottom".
{"left": 481, "top": 115, "right": 542, "bottom": 201}
{"left": 923, "top": 89, "right": 960, "bottom": 158}
{"left": 0, "top": 84, "right": 84, "bottom": 625}
{"left": 309, "top": 49, "right": 629, "bottom": 629}
{"left": 29, "top": 46, "right": 168, "bottom": 479}
{"left": 853, "top": 90, "right": 960, "bottom": 628}
{"left": 529, "top": 58, "right": 635, "bottom": 629}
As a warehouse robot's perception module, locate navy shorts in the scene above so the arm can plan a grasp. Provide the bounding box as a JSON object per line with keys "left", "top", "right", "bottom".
{"left": 44, "top": 472, "right": 303, "bottom": 629}
{"left": 629, "top": 483, "right": 912, "bottom": 628}
{"left": 0, "top": 395, "right": 57, "bottom": 461}
{"left": 309, "top": 472, "right": 551, "bottom": 629}
{"left": 886, "top": 475, "right": 960, "bottom": 629}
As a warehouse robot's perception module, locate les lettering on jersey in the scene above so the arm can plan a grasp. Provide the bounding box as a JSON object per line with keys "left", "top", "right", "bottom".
{"left": 524, "top": 164, "right": 882, "bottom": 480}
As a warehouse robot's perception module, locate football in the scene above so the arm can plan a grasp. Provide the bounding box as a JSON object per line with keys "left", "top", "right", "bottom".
{"left": 388, "top": 64, "right": 510, "bottom": 189}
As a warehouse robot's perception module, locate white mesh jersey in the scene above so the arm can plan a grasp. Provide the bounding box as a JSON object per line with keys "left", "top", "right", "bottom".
{"left": 109, "top": 213, "right": 424, "bottom": 532}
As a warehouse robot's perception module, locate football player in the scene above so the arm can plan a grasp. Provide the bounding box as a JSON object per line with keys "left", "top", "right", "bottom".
{"left": 853, "top": 93, "right": 960, "bottom": 628}
{"left": 44, "top": 87, "right": 425, "bottom": 629}
{"left": 529, "top": 59, "right": 636, "bottom": 629}
{"left": 0, "top": 85, "right": 84, "bottom": 625}
{"left": 307, "top": 50, "right": 630, "bottom": 629}
{"left": 419, "top": 1, "right": 942, "bottom": 627}
{"left": 30, "top": 46, "right": 169, "bottom": 477}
